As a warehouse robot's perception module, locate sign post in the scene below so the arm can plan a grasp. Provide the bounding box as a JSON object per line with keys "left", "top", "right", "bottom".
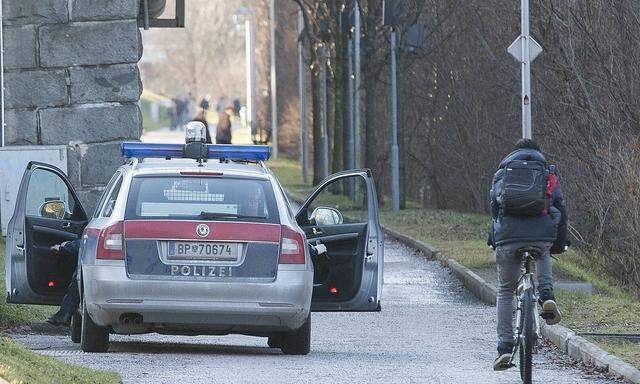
{"left": 508, "top": 0, "right": 543, "bottom": 139}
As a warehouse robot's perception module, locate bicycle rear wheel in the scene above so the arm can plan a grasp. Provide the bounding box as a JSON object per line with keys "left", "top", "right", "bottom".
{"left": 519, "top": 290, "right": 535, "bottom": 383}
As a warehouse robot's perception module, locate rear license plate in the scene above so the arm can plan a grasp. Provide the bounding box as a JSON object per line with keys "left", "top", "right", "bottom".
{"left": 167, "top": 241, "right": 240, "bottom": 262}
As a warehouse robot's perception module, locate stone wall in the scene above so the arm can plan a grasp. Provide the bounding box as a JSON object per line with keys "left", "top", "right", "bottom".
{"left": 3, "top": 0, "right": 142, "bottom": 212}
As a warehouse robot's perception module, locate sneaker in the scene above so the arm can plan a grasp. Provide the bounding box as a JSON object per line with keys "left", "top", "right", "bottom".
{"left": 46, "top": 311, "right": 64, "bottom": 326}
{"left": 493, "top": 342, "right": 514, "bottom": 371}
{"left": 46, "top": 310, "right": 72, "bottom": 327}
{"left": 540, "top": 300, "right": 561, "bottom": 325}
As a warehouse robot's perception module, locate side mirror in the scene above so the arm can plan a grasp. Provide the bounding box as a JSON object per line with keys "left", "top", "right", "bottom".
{"left": 39, "top": 200, "right": 67, "bottom": 220}
{"left": 310, "top": 207, "right": 344, "bottom": 226}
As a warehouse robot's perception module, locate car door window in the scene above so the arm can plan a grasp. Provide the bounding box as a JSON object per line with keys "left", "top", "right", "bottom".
{"left": 307, "top": 175, "right": 368, "bottom": 225}
{"left": 25, "top": 168, "right": 78, "bottom": 219}
{"left": 100, "top": 175, "right": 123, "bottom": 217}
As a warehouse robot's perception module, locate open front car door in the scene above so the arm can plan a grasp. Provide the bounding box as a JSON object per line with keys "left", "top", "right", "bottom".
{"left": 5, "top": 162, "right": 87, "bottom": 305}
{"left": 296, "top": 169, "right": 383, "bottom": 311}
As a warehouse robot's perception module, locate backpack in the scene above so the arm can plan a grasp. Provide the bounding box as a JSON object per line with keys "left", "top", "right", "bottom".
{"left": 497, "top": 160, "right": 549, "bottom": 217}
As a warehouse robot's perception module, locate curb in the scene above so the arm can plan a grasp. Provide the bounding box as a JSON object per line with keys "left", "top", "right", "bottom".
{"left": 383, "top": 227, "right": 640, "bottom": 384}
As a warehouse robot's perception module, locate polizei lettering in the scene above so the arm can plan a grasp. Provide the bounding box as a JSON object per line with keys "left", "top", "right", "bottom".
{"left": 170, "top": 265, "right": 233, "bottom": 277}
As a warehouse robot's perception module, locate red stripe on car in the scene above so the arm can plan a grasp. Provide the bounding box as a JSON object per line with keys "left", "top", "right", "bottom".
{"left": 124, "top": 220, "right": 281, "bottom": 242}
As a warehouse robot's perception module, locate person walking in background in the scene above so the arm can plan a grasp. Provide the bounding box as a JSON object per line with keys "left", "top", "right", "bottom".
{"left": 216, "top": 96, "right": 226, "bottom": 114}
{"left": 200, "top": 94, "right": 211, "bottom": 116}
{"left": 488, "top": 138, "right": 568, "bottom": 371}
{"left": 192, "top": 112, "right": 212, "bottom": 144}
{"left": 216, "top": 106, "right": 234, "bottom": 144}
{"left": 232, "top": 97, "right": 241, "bottom": 117}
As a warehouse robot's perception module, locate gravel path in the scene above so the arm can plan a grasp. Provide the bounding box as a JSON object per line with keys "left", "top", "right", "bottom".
{"left": 11, "top": 240, "right": 618, "bottom": 384}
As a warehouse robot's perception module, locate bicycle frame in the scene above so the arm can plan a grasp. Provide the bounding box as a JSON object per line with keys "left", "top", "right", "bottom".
{"left": 510, "top": 253, "right": 541, "bottom": 364}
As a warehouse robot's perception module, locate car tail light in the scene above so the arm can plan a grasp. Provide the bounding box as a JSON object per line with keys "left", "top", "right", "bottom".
{"left": 279, "top": 226, "right": 305, "bottom": 264}
{"left": 97, "top": 221, "right": 124, "bottom": 260}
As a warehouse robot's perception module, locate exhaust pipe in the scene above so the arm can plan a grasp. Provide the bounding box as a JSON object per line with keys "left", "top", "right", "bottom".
{"left": 119, "top": 313, "right": 143, "bottom": 325}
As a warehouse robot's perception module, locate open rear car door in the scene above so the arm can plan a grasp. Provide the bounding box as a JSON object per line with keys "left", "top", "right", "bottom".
{"left": 5, "top": 162, "right": 87, "bottom": 305}
{"left": 296, "top": 169, "right": 383, "bottom": 311}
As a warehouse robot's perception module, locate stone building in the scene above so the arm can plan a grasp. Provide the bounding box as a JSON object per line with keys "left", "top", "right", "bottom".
{"left": 2, "top": 0, "right": 144, "bottom": 211}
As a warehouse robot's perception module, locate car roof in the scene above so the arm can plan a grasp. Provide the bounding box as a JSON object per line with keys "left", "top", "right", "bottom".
{"left": 125, "top": 158, "right": 271, "bottom": 179}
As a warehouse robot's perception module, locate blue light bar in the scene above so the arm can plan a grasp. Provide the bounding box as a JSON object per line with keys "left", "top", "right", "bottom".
{"left": 121, "top": 142, "right": 271, "bottom": 161}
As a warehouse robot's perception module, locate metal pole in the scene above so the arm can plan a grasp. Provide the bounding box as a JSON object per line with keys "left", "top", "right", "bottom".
{"left": 244, "top": 19, "right": 253, "bottom": 140}
{"left": 521, "top": 0, "right": 532, "bottom": 139}
{"left": 269, "top": 0, "right": 278, "bottom": 157}
{"left": 321, "top": 45, "right": 329, "bottom": 179}
{"left": 390, "top": 29, "right": 400, "bottom": 212}
{"left": 347, "top": 38, "right": 355, "bottom": 171}
{"left": 298, "top": 11, "right": 308, "bottom": 183}
{"left": 0, "top": 0, "right": 5, "bottom": 148}
{"left": 354, "top": 1, "right": 361, "bottom": 169}
{"left": 245, "top": 18, "right": 258, "bottom": 142}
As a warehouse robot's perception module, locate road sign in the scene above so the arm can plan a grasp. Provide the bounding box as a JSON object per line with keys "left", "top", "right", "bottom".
{"left": 508, "top": 36, "right": 543, "bottom": 62}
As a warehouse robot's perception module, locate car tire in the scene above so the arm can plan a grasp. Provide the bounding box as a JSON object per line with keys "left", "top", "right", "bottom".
{"left": 280, "top": 315, "right": 310, "bottom": 355}
{"left": 80, "top": 297, "right": 109, "bottom": 353}
{"left": 70, "top": 311, "right": 81, "bottom": 344}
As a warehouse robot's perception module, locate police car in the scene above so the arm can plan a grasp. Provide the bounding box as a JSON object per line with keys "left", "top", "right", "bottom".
{"left": 5, "top": 122, "right": 383, "bottom": 354}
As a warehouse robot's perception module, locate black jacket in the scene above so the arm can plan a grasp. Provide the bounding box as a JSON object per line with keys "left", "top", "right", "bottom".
{"left": 60, "top": 239, "right": 81, "bottom": 256}
{"left": 489, "top": 149, "right": 568, "bottom": 252}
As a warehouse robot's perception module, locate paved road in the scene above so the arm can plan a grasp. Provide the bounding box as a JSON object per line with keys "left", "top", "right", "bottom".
{"left": 12, "top": 241, "right": 617, "bottom": 384}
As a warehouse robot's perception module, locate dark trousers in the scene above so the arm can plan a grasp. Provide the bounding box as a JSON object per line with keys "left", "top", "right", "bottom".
{"left": 60, "top": 269, "right": 80, "bottom": 316}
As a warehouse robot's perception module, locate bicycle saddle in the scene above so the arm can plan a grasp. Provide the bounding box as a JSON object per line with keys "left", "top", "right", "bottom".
{"left": 515, "top": 246, "right": 544, "bottom": 258}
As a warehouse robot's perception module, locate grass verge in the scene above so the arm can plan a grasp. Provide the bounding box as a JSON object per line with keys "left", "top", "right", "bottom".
{"left": 0, "top": 337, "right": 120, "bottom": 384}
{"left": 0, "top": 238, "right": 121, "bottom": 383}
{"left": 269, "top": 159, "right": 640, "bottom": 369}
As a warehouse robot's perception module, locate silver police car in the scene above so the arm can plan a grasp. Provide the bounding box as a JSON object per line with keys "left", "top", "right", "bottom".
{"left": 5, "top": 126, "right": 383, "bottom": 354}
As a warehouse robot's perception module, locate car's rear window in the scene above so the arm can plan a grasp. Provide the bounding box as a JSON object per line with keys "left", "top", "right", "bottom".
{"left": 125, "top": 176, "right": 279, "bottom": 224}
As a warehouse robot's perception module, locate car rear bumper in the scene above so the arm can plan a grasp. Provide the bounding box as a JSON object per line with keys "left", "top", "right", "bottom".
{"left": 82, "top": 264, "right": 313, "bottom": 334}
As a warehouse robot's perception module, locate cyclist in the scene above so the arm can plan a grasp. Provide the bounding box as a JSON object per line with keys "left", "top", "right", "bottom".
{"left": 488, "top": 138, "right": 568, "bottom": 371}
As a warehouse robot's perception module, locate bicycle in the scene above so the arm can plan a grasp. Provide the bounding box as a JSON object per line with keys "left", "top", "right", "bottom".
{"left": 509, "top": 246, "right": 544, "bottom": 384}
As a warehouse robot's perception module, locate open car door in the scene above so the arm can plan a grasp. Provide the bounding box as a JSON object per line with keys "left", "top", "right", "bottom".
{"left": 296, "top": 169, "right": 383, "bottom": 311}
{"left": 5, "top": 162, "right": 87, "bottom": 305}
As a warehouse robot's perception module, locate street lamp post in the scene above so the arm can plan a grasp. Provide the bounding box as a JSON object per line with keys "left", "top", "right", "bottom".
{"left": 298, "top": 10, "right": 308, "bottom": 183}
{"left": 390, "top": 28, "right": 400, "bottom": 212}
{"left": 320, "top": 45, "right": 329, "bottom": 179}
{"left": 269, "top": 0, "right": 278, "bottom": 158}
{"left": 234, "top": 7, "right": 257, "bottom": 142}
{"left": 354, "top": 1, "right": 361, "bottom": 170}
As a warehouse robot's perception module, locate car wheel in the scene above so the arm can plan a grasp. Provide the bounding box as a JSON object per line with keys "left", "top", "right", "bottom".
{"left": 280, "top": 315, "right": 310, "bottom": 355}
{"left": 80, "top": 296, "right": 109, "bottom": 353}
{"left": 70, "top": 311, "right": 81, "bottom": 344}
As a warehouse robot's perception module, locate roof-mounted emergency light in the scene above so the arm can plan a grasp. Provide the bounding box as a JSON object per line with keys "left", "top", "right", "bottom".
{"left": 120, "top": 142, "right": 271, "bottom": 162}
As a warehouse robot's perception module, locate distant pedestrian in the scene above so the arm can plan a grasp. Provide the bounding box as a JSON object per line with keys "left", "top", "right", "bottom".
{"left": 192, "top": 112, "right": 212, "bottom": 144}
{"left": 232, "top": 97, "right": 241, "bottom": 117}
{"left": 200, "top": 94, "right": 211, "bottom": 115}
{"left": 216, "top": 96, "right": 226, "bottom": 114}
{"left": 216, "top": 106, "right": 234, "bottom": 144}
{"left": 168, "top": 102, "right": 178, "bottom": 131}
